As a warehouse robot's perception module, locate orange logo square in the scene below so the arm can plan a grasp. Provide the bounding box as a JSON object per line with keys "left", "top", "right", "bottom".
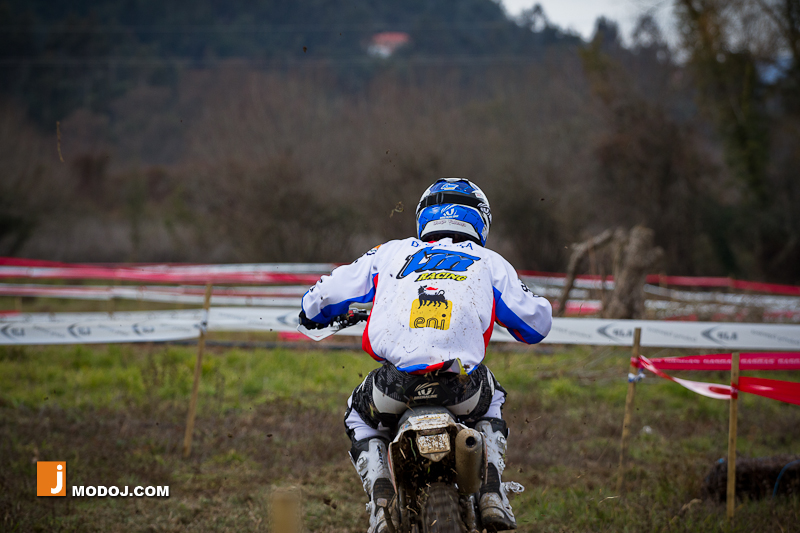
{"left": 37, "top": 461, "right": 66, "bottom": 496}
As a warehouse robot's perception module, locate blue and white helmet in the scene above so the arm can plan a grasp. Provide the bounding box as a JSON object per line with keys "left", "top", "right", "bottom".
{"left": 416, "top": 178, "right": 492, "bottom": 246}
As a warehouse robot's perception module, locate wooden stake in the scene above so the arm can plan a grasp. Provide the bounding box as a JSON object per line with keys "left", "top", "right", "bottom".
{"left": 183, "top": 282, "right": 213, "bottom": 458}
{"left": 616, "top": 327, "right": 642, "bottom": 494}
{"left": 727, "top": 352, "right": 740, "bottom": 523}
{"left": 15, "top": 296, "right": 22, "bottom": 313}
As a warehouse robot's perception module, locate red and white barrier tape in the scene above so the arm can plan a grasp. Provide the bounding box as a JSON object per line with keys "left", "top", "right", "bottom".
{"left": 4, "top": 282, "right": 799, "bottom": 321}
{"left": 519, "top": 270, "right": 800, "bottom": 296}
{"left": 636, "top": 354, "right": 800, "bottom": 405}
{"left": 3, "top": 257, "right": 799, "bottom": 295}
{"left": 645, "top": 275, "right": 800, "bottom": 296}
{"left": 739, "top": 377, "right": 800, "bottom": 406}
{"left": 0, "top": 266, "right": 322, "bottom": 285}
{"left": 637, "top": 355, "right": 734, "bottom": 400}
{"left": 0, "top": 257, "right": 335, "bottom": 273}
{"left": 638, "top": 352, "right": 800, "bottom": 371}
{"left": 0, "top": 257, "right": 331, "bottom": 284}
{"left": 0, "top": 283, "right": 307, "bottom": 304}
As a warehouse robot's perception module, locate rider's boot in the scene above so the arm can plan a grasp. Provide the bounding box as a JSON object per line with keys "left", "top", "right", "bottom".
{"left": 350, "top": 438, "right": 399, "bottom": 533}
{"left": 475, "top": 418, "right": 517, "bottom": 531}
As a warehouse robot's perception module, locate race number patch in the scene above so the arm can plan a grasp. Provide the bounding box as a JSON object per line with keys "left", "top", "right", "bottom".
{"left": 409, "top": 286, "right": 452, "bottom": 330}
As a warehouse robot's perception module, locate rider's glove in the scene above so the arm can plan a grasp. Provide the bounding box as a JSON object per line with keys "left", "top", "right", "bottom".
{"left": 299, "top": 309, "right": 328, "bottom": 330}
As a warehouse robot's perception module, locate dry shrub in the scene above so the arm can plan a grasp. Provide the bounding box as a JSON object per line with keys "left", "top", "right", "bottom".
{"left": 5, "top": 45, "right": 798, "bottom": 281}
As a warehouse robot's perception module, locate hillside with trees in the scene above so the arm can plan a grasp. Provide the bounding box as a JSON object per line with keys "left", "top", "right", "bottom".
{"left": 1, "top": 0, "right": 579, "bottom": 124}
{"left": 1, "top": 0, "right": 798, "bottom": 284}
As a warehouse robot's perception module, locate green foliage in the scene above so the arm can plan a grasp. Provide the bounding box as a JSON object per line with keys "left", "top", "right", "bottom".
{"left": 2, "top": 1, "right": 800, "bottom": 284}
{"left": 676, "top": 1, "right": 770, "bottom": 204}
{"left": 1, "top": 343, "right": 799, "bottom": 531}
{"left": 0, "top": 342, "right": 381, "bottom": 412}
{"left": 0, "top": 0, "right": 580, "bottom": 125}
{"left": 669, "top": 0, "right": 800, "bottom": 281}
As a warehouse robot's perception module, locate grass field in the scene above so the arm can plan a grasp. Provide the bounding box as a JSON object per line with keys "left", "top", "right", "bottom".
{"left": 1, "top": 339, "right": 799, "bottom": 532}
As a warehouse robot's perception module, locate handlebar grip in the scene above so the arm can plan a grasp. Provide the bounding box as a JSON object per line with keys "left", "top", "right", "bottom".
{"left": 335, "top": 309, "right": 369, "bottom": 327}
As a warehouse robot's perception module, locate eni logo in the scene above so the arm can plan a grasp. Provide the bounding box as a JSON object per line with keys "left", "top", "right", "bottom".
{"left": 410, "top": 287, "right": 452, "bottom": 330}
{"left": 398, "top": 247, "right": 480, "bottom": 279}
{"left": 37, "top": 461, "right": 66, "bottom": 496}
{"left": 417, "top": 286, "right": 448, "bottom": 308}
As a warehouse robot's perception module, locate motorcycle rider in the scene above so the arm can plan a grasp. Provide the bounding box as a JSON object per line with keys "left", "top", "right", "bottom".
{"left": 300, "top": 178, "right": 552, "bottom": 532}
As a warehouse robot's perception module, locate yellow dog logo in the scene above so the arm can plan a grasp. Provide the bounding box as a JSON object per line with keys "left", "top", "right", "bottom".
{"left": 410, "top": 287, "right": 452, "bottom": 330}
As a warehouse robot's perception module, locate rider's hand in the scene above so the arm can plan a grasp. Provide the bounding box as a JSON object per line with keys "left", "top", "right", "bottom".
{"left": 299, "top": 310, "right": 328, "bottom": 330}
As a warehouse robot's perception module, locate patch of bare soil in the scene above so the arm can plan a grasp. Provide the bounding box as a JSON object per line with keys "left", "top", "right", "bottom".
{"left": 0, "top": 399, "right": 354, "bottom": 532}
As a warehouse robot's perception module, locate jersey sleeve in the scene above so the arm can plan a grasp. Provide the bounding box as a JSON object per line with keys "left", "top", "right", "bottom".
{"left": 301, "top": 244, "right": 387, "bottom": 324}
{"left": 491, "top": 255, "right": 552, "bottom": 344}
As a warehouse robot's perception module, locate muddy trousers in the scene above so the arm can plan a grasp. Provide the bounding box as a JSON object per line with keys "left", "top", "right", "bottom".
{"left": 344, "top": 362, "right": 507, "bottom": 443}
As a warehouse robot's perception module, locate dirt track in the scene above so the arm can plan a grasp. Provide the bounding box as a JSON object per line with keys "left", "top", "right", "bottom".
{"left": 2, "top": 343, "right": 799, "bottom": 532}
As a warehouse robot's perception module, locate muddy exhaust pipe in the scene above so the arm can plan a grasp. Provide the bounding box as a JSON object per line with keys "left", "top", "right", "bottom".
{"left": 455, "top": 428, "right": 483, "bottom": 495}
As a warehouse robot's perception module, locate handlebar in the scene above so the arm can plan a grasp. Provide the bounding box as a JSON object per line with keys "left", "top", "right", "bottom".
{"left": 332, "top": 309, "right": 369, "bottom": 328}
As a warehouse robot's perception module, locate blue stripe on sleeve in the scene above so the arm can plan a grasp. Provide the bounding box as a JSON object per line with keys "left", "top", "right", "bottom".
{"left": 310, "top": 274, "right": 377, "bottom": 323}
{"left": 493, "top": 287, "right": 545, "bottom": 345}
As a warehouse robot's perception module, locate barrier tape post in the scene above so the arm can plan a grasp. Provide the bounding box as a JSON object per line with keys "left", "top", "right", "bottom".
{"left": 727, "top": 352, "right": 740, "bottom": 523}
{"left": 183, "top": 282, "right": 212, "bottom": 458}
{"left": 15, "top": 296, "right": 22, "bottom": 313}
{"left": 616, "top": 327, "right": 642, "bottom": 494}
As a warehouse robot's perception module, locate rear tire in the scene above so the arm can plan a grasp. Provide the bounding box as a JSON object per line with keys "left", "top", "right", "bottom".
{"left": 422, "top": 483, "right": 465, "bottom": 533}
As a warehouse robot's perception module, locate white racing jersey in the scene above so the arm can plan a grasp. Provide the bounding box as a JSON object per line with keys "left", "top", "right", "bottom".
{"left": 301, "top": 237, "right": 552, "bottom": 374}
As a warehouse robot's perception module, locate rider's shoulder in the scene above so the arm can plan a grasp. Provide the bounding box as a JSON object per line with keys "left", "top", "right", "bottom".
{"left": 362, "top": 238, "right": 413, "bottom": 257}
{"left": 390, "top": 237, "right": 425, "bottom": 249}
{"left": 476, "top": 246, "right": 519, "bottom": 272}
{"left": 468, "top": 243, "right": 504, "bottom": 260}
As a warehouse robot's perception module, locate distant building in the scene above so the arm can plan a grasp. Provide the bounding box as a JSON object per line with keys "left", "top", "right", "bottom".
{"left": 367, "top": 32, "right": 411, "bottom": 58}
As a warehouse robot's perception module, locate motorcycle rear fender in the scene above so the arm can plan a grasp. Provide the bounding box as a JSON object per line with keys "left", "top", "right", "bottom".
{"left": 388, "top": 406, "right": 463, "bottom": 482}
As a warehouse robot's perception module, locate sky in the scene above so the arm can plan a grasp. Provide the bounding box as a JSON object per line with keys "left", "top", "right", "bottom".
{"left": 500, "top": 0, "right": 676, "bottom": 45}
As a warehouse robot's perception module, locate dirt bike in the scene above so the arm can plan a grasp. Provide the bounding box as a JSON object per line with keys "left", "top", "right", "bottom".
{"left": 298, "top": 310, "right": 522, "bottom": 533}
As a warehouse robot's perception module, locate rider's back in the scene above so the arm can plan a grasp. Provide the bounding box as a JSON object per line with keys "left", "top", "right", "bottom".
{"left": 300, "top": 178, "right": 553, "bottom": 533}
{"left": 301, "top": 236, "right": 552, "bottom": 374}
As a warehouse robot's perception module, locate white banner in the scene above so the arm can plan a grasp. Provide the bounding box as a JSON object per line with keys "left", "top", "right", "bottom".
{"left": 0, "top": 308, "right": 301, "bottom": 345}
{"left": 543, "top": 318, "right": 800, "bottom": 350}
{"left": 2, "top": 307, "right": 800, "bottom": 349}
{"left": 6, "top": 283, "right": 800, "bottom": 322}
{"left": 0, "top": 283, "right": 307, "bottom": 306}
{"left": 0, "top": 318, "right": 199, "bottom": 344}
